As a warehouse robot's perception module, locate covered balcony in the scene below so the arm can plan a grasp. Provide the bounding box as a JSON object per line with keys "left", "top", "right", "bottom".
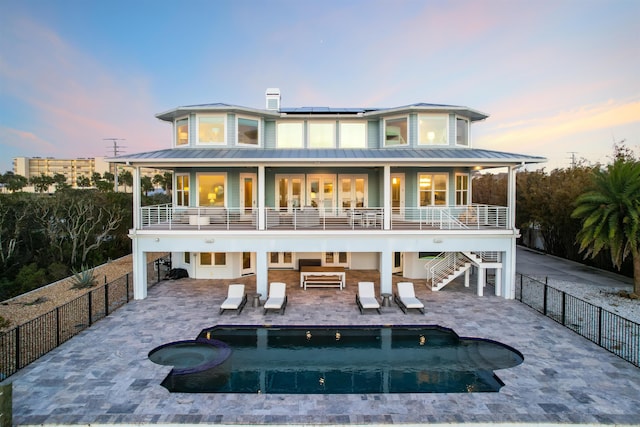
{"left": 139, "top": 204, "right": 509, "bottom": 231}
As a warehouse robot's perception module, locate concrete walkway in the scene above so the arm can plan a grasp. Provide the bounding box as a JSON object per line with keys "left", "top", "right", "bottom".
{"left": 5, "top": 248, "right": 640, "bottom": 426}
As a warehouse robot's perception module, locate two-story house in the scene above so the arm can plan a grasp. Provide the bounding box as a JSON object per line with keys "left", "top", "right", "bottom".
{"left": 111, "top": 89, "right": 545, "bottom": 302}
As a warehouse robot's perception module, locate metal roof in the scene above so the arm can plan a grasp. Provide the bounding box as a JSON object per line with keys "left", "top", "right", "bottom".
{"left": 110, "top": 147, "right": 546, "bottom": 167}
{"left": 155, "top": 102, "right": 489, "bottom": 122}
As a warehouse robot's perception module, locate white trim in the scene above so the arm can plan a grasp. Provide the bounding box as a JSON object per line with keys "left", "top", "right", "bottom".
{"left": 196, "top": 114, "right": 227, "bottom": 146}
{"left": 383, "top": 115, "right": 409, "bottom": 147}
{"left": 417, "top": 114, "right": 449, "bottom": 146}
{"left": 174, "top": 116, "right": 189, "bottom": 147}
{"left": 236, "top": 115, "right": 261, "bottom": 147}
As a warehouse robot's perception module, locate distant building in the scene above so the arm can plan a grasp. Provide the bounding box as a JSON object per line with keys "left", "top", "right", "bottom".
{"left": 10, "top": 156, "right": 167, "bottom": 193}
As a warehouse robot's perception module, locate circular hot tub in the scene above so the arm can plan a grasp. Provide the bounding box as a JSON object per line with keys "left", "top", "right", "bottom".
{"left": 149, "top": 339, "right": 231, "bottom": 374}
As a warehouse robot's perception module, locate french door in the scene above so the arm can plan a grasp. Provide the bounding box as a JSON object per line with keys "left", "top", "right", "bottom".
{"left": 276, "top": 175, "right": 304, "bottom": 212}
{"left": 308, "top": 174, "right": 335, "bottom": 213}
{"left": 239, "top": 173, "right": 256, "bottom": 218}
{"left": 242, "top": 252, "right": 254, "bottom": 275}
{"left": 391, "top": 173, "right": 405, "bottom": 218}
{"left": 339, "top": 175, "right": 366, "bottom": 213}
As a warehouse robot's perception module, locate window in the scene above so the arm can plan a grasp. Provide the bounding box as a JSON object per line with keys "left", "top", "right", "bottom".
{"left": 200, "top": 253, "right": 212, "bottom": 265}
{"left": 176, "top": 174, "right": 189, "bottom": 206}
{"left": 238, "top": 117, "right": 259, "bottom": 146}
{"left": 456, "top": 118, "right": 469, "bottom": 146}
{"left": 418, "top": 173, "right": 447, "bottom": 206}
{"left": 277, "top": 122, "right": 304, "bottom": 148}
{"left": 175, "top": 118, "right": 188, "bottom": 146}
{"left": 418, "top": 115, "right": 448, "bottom": 145}
{"left": 214, "top": 253, "right": 226, "bottom": 266}
{"left": 199, "top": 253, "right": 226, "bottom": 266}
{"left": 384, "top": 117, "right": 408, "bottom": 146}
{"left": 197, "top": 115, "right": 225, "bottom": 145}
{"left": 184, "top": 252, "right": 190, "bottom": 264}
{"left": 198, "top": 174, "right": 226, "bottom": 207}
{"left": 455, "top": 174, "right": 469, "bottom": 205}
{"left": 308, "top": 122, "right": 335, "bottom": 148}
{"left": 339, "top": 122, "right": 366, "bottom": 148}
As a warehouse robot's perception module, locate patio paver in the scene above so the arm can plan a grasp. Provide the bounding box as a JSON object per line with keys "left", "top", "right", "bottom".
{"left": 6, "top": 264, "right": 640, "bottom": 426}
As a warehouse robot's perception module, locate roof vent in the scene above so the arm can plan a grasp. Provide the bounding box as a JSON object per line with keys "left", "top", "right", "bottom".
{"left": 265, "top": 88, "right": 281, "bottom": 111}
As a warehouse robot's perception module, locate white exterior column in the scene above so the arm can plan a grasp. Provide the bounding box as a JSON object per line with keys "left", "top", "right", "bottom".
{"left": 380, "top": 249, "right": 392, "bottom": 295}
{"left": 494, "top": 267, "right": 503, "bottom": 297}
{"left": 506, "top": 166, "right": 519, "bottom": 299}
{"left": 258, "top": 165, "right": 265, "bottom": 230}
{"left": 256, "top": 250, "right": 268, "bottom": 300}
{"left": 383, "top": 166, "right": 391, "bottom": 230}
{"left": 476, "top": 267, "right": 485, "bottom": 297}
{"left": 132, "top": 240, "right": 147, "bottom": 300}
{"left": 132, "top": 166, "right": 141, "bottom": 229}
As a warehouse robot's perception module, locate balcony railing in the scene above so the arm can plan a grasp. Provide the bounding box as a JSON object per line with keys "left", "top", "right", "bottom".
{"left": 139, "top": 205, "right": 509, "bottom": 231}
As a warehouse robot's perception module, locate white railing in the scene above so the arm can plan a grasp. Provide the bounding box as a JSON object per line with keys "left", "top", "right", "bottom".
{"left": 139, "top": 204, "right": 509, "bottom": 231}
{"left": 425, "top": 252, "right": 459, "bottom": 289}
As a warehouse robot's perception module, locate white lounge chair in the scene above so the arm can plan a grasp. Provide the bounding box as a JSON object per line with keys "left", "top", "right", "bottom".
{"left": 356, "top": 281, "right": 381, "bottom": 314}
{"left": 263, "top": 282, "right": 288, "bottom": 315}
{"left": 219, "top": 284, "right": 247, "bottom": 314}
{"left": 394, "top": 282, "right": 425, "bottom": 314}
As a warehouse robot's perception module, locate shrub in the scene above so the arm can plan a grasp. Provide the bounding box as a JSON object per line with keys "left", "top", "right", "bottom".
{"left": 70, "top": 266, "right": 97, "bottom": 289}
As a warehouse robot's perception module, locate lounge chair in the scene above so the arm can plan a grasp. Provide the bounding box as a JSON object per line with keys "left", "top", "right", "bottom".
{"left": 356, "top": 281, "right": 381, "bottom": 314}
{"left": 394, "top": 282, "right": 425, "bottom": 314}
{"left": 263, "top": 282, "right": 288, "bottom": 315}
{"left": 219, "top": 284, "right": 247, "bottom": 314}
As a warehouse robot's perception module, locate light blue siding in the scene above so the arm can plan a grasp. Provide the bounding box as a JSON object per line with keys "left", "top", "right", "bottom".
{"left": 227, "top": 114, "right": 236, "bottom": 146}
{"left": 409, "top": 114, "right": 417, "bottom": 146}
{"left": 369, "top": 120, "right": 380, "bottom": 148}
{"left": 448, "top": 114, "right": 456, "bottom": 147}
{"left": 264, "top": 120, "right": 276, "bottom": 148}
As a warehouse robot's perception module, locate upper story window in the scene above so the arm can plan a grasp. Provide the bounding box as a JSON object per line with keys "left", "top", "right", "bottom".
{"left": 339, "top": 122, "right": 366, "bottom": 148}
{"left": 197, "top": 115, "right": 226, "bottom": 145}
{"left": 238, "top": 116, "right": 260, "bottom": 146}
{"left": 175, "top": 118, "right": 189, "bottom": 146}
{"left": 455, "top": 173, "right": 469, "bottom": 205}
{"left": 277, "top": 122, "right": 304, "bottom": 148}
{"left": 418, "top": 115, "right": 448, "bottom": 145}
{"left": 384, "top": 117, "right": 408, "bottom": 146}
{"left": 308, "top": 122, "right": 335, "bottom": 148}
{"left": 197, "top": 173, "right": 226, "bottom": 207}
{"left": 456, "top": 117, "right": 469, "bottom": 146}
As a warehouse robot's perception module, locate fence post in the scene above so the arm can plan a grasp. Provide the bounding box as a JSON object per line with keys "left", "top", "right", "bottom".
{"left": 598, "top": 307, "right": 603, "bottom": 347}
{"left": 105, "top": 282, "right": 110, "bottom": 317}
{"left": 0, "top": 382, "right": 12, "bottom": 427}
{"left": 561, "top": 291, "right": 566, "bottom": 326}
{"left": 88, "top": 292, "right": 93, "bottom": 326}
{"left": 543, "top": 284, "right": 548, "bottom": 316}
{"left": 55, "top": 307, "right": 61, "bottom": 347}
{"left": 126, "top": 273, "right": 130, "bottom": 303}
{"left": 14, "top": 327, "right": 20, "bottom": 371}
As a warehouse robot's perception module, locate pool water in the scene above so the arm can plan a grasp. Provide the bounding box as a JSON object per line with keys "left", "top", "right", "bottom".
{"left": 150, "top": 325, "right": 523, "bottom": 394}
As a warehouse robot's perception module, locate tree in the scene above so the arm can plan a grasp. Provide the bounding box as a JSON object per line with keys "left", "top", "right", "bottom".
{"left": 76, "top": 176, "right": 91, "bottom": 188}
{"left": 3, "top": 172, "right": 28, "bottom": 192}
{"left": 140, "top": 176, "right": 154, "bottom": 196}
{"left": 30, "top": 174, "right": 55, "bottom": 193}
{"left": 572, "top": 159, "right": 640, "bottom": 297}
{"left": 118, "top": 170, "right": 133, "bottom": 192}
{"left": 53, "top": 173, "right": 71, "bottom": 191}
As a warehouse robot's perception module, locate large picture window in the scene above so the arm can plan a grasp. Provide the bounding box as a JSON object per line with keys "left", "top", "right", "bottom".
{"left": 176, "top": 174, "right": 190, "bottom": 206}
{"left": 418, "top": 173, "right": 447, "bottom": 206}
{"left": 198, "top": 115, "right": 226, "bottom": 145}
{"left": 418, "top": 115, "right": 448, "bottom": 145}
{"left": 198, "top": 174, "right": 226, "bottom": 207}
{"left": 308, "top": 122, "right": 335, "bottom": 148}
{"left": 384, "top": 117, "right": 408, "bottom": 146}
{"left": 175, "top": 118, "right": 189, "bottom": 146}
{"left": 277, "top": 122, "right": 304, "bottom": 148}
{"left": 339, "top": 122, "right": 366, "bottom": 148}
{"left": 456, "top": 118, "right": 469, "bottom": 146}
{"left": 238, "top": 117, "right": 259, "bottom": 146}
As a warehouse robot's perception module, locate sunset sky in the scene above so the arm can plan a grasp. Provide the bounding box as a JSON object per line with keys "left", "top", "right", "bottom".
{"left": 1, "top": 0, "right": 638, "bottom": 173}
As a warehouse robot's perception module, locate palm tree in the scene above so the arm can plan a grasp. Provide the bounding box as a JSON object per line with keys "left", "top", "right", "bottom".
{"left": 572, "top": 159, "right": 640, "bottom": 297}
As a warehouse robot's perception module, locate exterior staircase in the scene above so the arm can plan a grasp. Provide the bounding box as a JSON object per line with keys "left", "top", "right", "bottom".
{"left": 426, "top": 251, "right": 500, "bottom": 291}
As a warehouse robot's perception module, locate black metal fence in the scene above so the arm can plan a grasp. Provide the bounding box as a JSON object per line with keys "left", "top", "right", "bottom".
{"left": 0, "top": 256, "right": 170, "bottom": 380}
{"left": 516, "top": 273, "right": 639, "bottom": 368}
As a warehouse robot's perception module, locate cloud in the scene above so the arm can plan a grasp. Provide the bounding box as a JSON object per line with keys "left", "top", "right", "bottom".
{"left": 0, "top": 16, "right": 166, "bottom": 161}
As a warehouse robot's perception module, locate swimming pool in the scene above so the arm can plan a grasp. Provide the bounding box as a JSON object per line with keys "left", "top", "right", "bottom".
{"left": 149, "top": 325, "right": 523, "bottom": 394}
